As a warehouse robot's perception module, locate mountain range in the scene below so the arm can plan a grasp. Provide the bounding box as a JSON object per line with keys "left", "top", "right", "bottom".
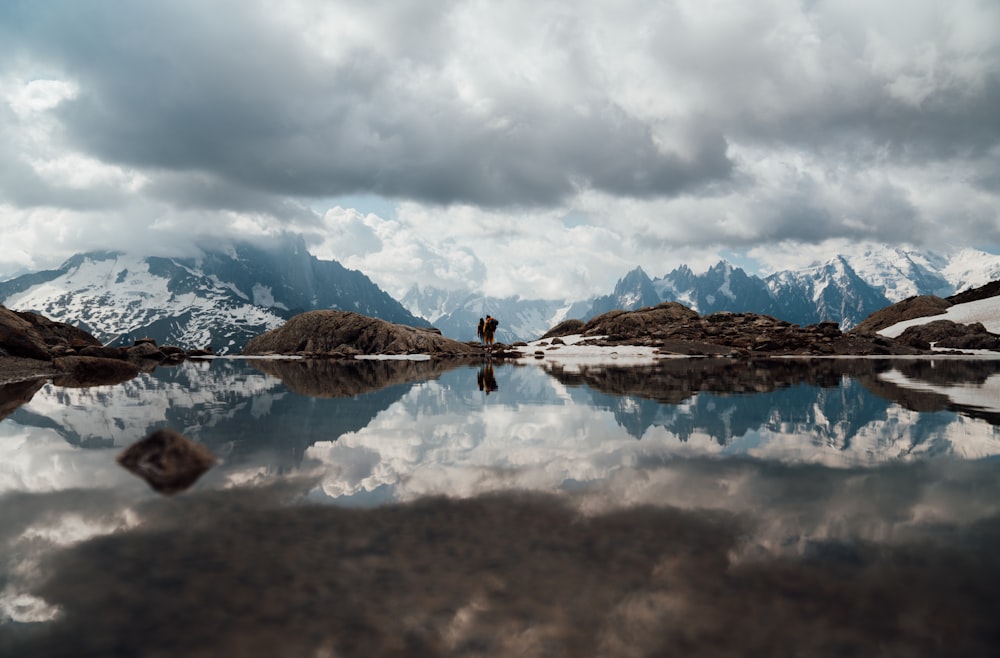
{"left": 406, "top": 245, "right": 1000, "bottom": 339}
{"left": 0, "top": 235, "right": 426, "bottom": 354}
{"left": 2, "top": 240, "right": 999, "bottom": 349}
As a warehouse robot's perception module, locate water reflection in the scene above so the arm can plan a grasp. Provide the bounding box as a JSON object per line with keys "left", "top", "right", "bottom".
{"left": 1, "top": 356, "right": 1000, "bottom": 656}
{"left": 476, "top": 363, "right": 499, "bottom": 394}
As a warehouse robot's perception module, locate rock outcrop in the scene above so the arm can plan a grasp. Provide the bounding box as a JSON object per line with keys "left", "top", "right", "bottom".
{"left": 850, "top": 295, "right": 952, "bottom": 335}
{"left": 243, "top": 310, "right": 481, "bottom": 357}
{"left": 1, "top": 304, "right": 212, "bottom": 386}
{"left": 539, "top": 302, "right": 923, "bottom": 356}
{"left": 895, "top": 320, "right": 1000, "bottom": 351}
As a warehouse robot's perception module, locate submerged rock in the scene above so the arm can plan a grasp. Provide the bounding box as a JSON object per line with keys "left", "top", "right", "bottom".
{"left": 117, "top": 428, "right": 217, "bottom": 495}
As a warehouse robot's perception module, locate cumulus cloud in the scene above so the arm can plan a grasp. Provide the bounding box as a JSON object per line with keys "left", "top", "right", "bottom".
{"left": 0, "top": 0, "right": 997, "bottom": 293}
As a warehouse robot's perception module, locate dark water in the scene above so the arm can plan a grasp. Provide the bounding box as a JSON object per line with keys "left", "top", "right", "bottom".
{"left": 1, "top": 356, "right": 999, "bottom": 657}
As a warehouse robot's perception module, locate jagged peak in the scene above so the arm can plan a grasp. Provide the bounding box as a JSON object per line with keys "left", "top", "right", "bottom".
{"left": 59, "top": 250, "right": 124, "bottom": 269}
{"left": 668, "top": 263, "right": 694, "bottom": 277}
{"left": 707, "top": 259, "right": 737, "bottom": 274}
{"left": 617, "top": 266, "right": 652, "bottom": 285}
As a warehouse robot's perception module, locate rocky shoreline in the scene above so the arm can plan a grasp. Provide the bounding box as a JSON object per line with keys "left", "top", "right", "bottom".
{"left": 5, "top": 284, "right": 1000, "bottom": 389}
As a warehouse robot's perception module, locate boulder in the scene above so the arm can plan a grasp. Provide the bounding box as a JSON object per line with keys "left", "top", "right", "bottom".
{"left": 117, "top": 428, "right": 216, "bottom": 495}
{"left": 545, "top": 302, "right": 925, "bottom": 356}
{"left": 896, "top": 320, "right": 1000, "bottom": 351}
{"left": 127, "top": 341, "right": 166, "bottom": 361}
{"left": 243, "top": 310, "right": 479, "bottom": 357}
{"left": 850, "top": 295, "right": 952, "bottom": 335}
{"left": 539, "top": 319, "right": 586, "bottom": 340}
{"left": 0, "top": 306, "right": 52, "bottom": 360}
{"left": 11, "top": 308, "right": 102, "bottom": 349}
{"left": 79, "top": 344, "right": 128, "bottom": 359}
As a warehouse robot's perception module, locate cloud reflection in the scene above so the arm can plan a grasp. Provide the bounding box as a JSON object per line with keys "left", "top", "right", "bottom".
{"left": 1, "top": 464, "right": 998, "bottom": 657}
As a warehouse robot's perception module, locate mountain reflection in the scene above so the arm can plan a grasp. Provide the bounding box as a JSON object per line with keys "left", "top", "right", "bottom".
{"left": 4, "top": 358, "right": 1000, "bottom": 467}
{"left": 3, "top": 358, "right": 1000, "bottom": 655}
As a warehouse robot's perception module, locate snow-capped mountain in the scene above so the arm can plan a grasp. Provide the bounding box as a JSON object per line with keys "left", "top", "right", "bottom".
{"left": 588, "top": 266, "right": 663, "bottom": 317}
{"left": 3, "top": 239, "right": 999, "bottom": 348}
{"left": 587, "top": 247, "right": 1000, "bottom": 329}
{"left": 401, "top": 285, "right": 578, "bottom": 343}
{"left": 0, "top": 235, "right": 428, "bottom": 353}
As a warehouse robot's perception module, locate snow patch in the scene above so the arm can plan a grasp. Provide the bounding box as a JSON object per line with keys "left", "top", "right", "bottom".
{"left": 879, "top": 295, "right": 1000, "bottom": 338}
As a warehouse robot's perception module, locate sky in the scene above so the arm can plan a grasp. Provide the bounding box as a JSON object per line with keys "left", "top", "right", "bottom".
{"left": 0, "top": 0, "right": 998, "bottom": 300}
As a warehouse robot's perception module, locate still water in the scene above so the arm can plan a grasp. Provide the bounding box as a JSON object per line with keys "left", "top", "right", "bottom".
{"left": 1, "top": 356, "right": 999, "bottom": 657}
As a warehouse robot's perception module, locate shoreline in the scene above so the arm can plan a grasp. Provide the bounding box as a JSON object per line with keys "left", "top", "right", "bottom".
{"left": 0, "top": 356, "right": 60, "bottom": 386}
{"left": 6, "top": 346, "right": 1000, "bottom": 388}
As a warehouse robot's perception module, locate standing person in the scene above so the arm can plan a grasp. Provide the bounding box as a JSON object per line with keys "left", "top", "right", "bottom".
{"left": 477, "top": 317, "right": 485, "bottom": 345}
{"left": 483, "top": 315, "right": 498, "bottom": 352}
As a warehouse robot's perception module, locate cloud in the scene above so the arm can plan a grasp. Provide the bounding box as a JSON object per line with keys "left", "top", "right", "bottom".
{"left": 0, "top": 0, "right": 997, "bottom": 292}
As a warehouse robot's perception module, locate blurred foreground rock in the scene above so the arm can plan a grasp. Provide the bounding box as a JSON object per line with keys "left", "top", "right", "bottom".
{"left": 117, "top": 428, "right": 217, "bottom": 495}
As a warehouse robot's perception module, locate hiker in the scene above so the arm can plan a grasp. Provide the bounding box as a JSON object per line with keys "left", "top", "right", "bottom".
{"left": 483, "top": 315, "right": 499, "bottom": 351}
{"left": 477, "top": 317, "right": 485, "bottom": 345}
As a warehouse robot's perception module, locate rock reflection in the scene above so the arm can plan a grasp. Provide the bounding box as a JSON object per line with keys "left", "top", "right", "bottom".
{"left": 545, "top": 357, "right": 1000, "bottom": 426}
{"left": 0, "top": 379, "right": 45, "bottom": 421}
{"left": 250, "top": 357, "right": 462, "bottom": 397}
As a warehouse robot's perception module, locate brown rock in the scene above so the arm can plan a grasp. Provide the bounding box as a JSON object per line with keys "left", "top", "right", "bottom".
{"left": 850, "top": 295, "right": 952, "bottom": 335}
{"left": 546, "top": 302, "right": 924, "bottom": 356}
{"left": 539, "top": 319, "right": 586, "bottom": 340}
{"left": 127, "top": 342, "right": 166, "bottom": 361}
{"left": 897, "top": 320, "right": 1000, "bottom": 351}
{"left": 79, "top": 344, "right": 128, "bottom": 359}
{"left": 12, "top": 308, "right": 102, "bottom": 349}
{"left": 0, "top": 306, "right": 52, "bottom": 360}
{"left": 243, "top": 310, "right": 479, "bottom": 356}
{"left": 117, "top": 428, "right": 216, "bottom": 495}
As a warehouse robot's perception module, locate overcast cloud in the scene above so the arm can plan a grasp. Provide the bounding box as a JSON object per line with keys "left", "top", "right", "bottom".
{"left": 0, "top": 0, "right": 997, "bottom": 298}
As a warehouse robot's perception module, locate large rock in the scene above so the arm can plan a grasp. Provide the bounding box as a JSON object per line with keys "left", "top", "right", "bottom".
{"left": 0, "top": 306, "right": 53, "bottom": 360}
{"left": 11, "top": 308, "right": 102, "bottom": 350}
{"left": 896, "top": 320, "right": 1000, "bottom": 351}
{"left": 243, "top": 310, "right": 479, "bottom": 357}
{"left": 117, "top": 428, "right": 216, "bottom": 495}
{"left": 542, "top": 302, "right": 924, "bottom": 356}
{"left": 850, "top": 295, "right": 952, "bottom": 335}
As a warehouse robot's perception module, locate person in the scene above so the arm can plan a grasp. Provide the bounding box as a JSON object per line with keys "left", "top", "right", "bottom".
{"left": 483, "top": 315, "right": 498, "bottom": 352}
{"left": 477, "top": 317, "right": 485, "bottom": 345}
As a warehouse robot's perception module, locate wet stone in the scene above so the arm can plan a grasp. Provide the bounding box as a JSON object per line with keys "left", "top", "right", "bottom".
{"left": 117, "top": 428, "right": 217, "bottom": 495}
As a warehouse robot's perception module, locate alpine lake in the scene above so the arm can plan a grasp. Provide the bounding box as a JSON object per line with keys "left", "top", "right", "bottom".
{"left": 1, "top": 353, "right": 999, "bottom": 657}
